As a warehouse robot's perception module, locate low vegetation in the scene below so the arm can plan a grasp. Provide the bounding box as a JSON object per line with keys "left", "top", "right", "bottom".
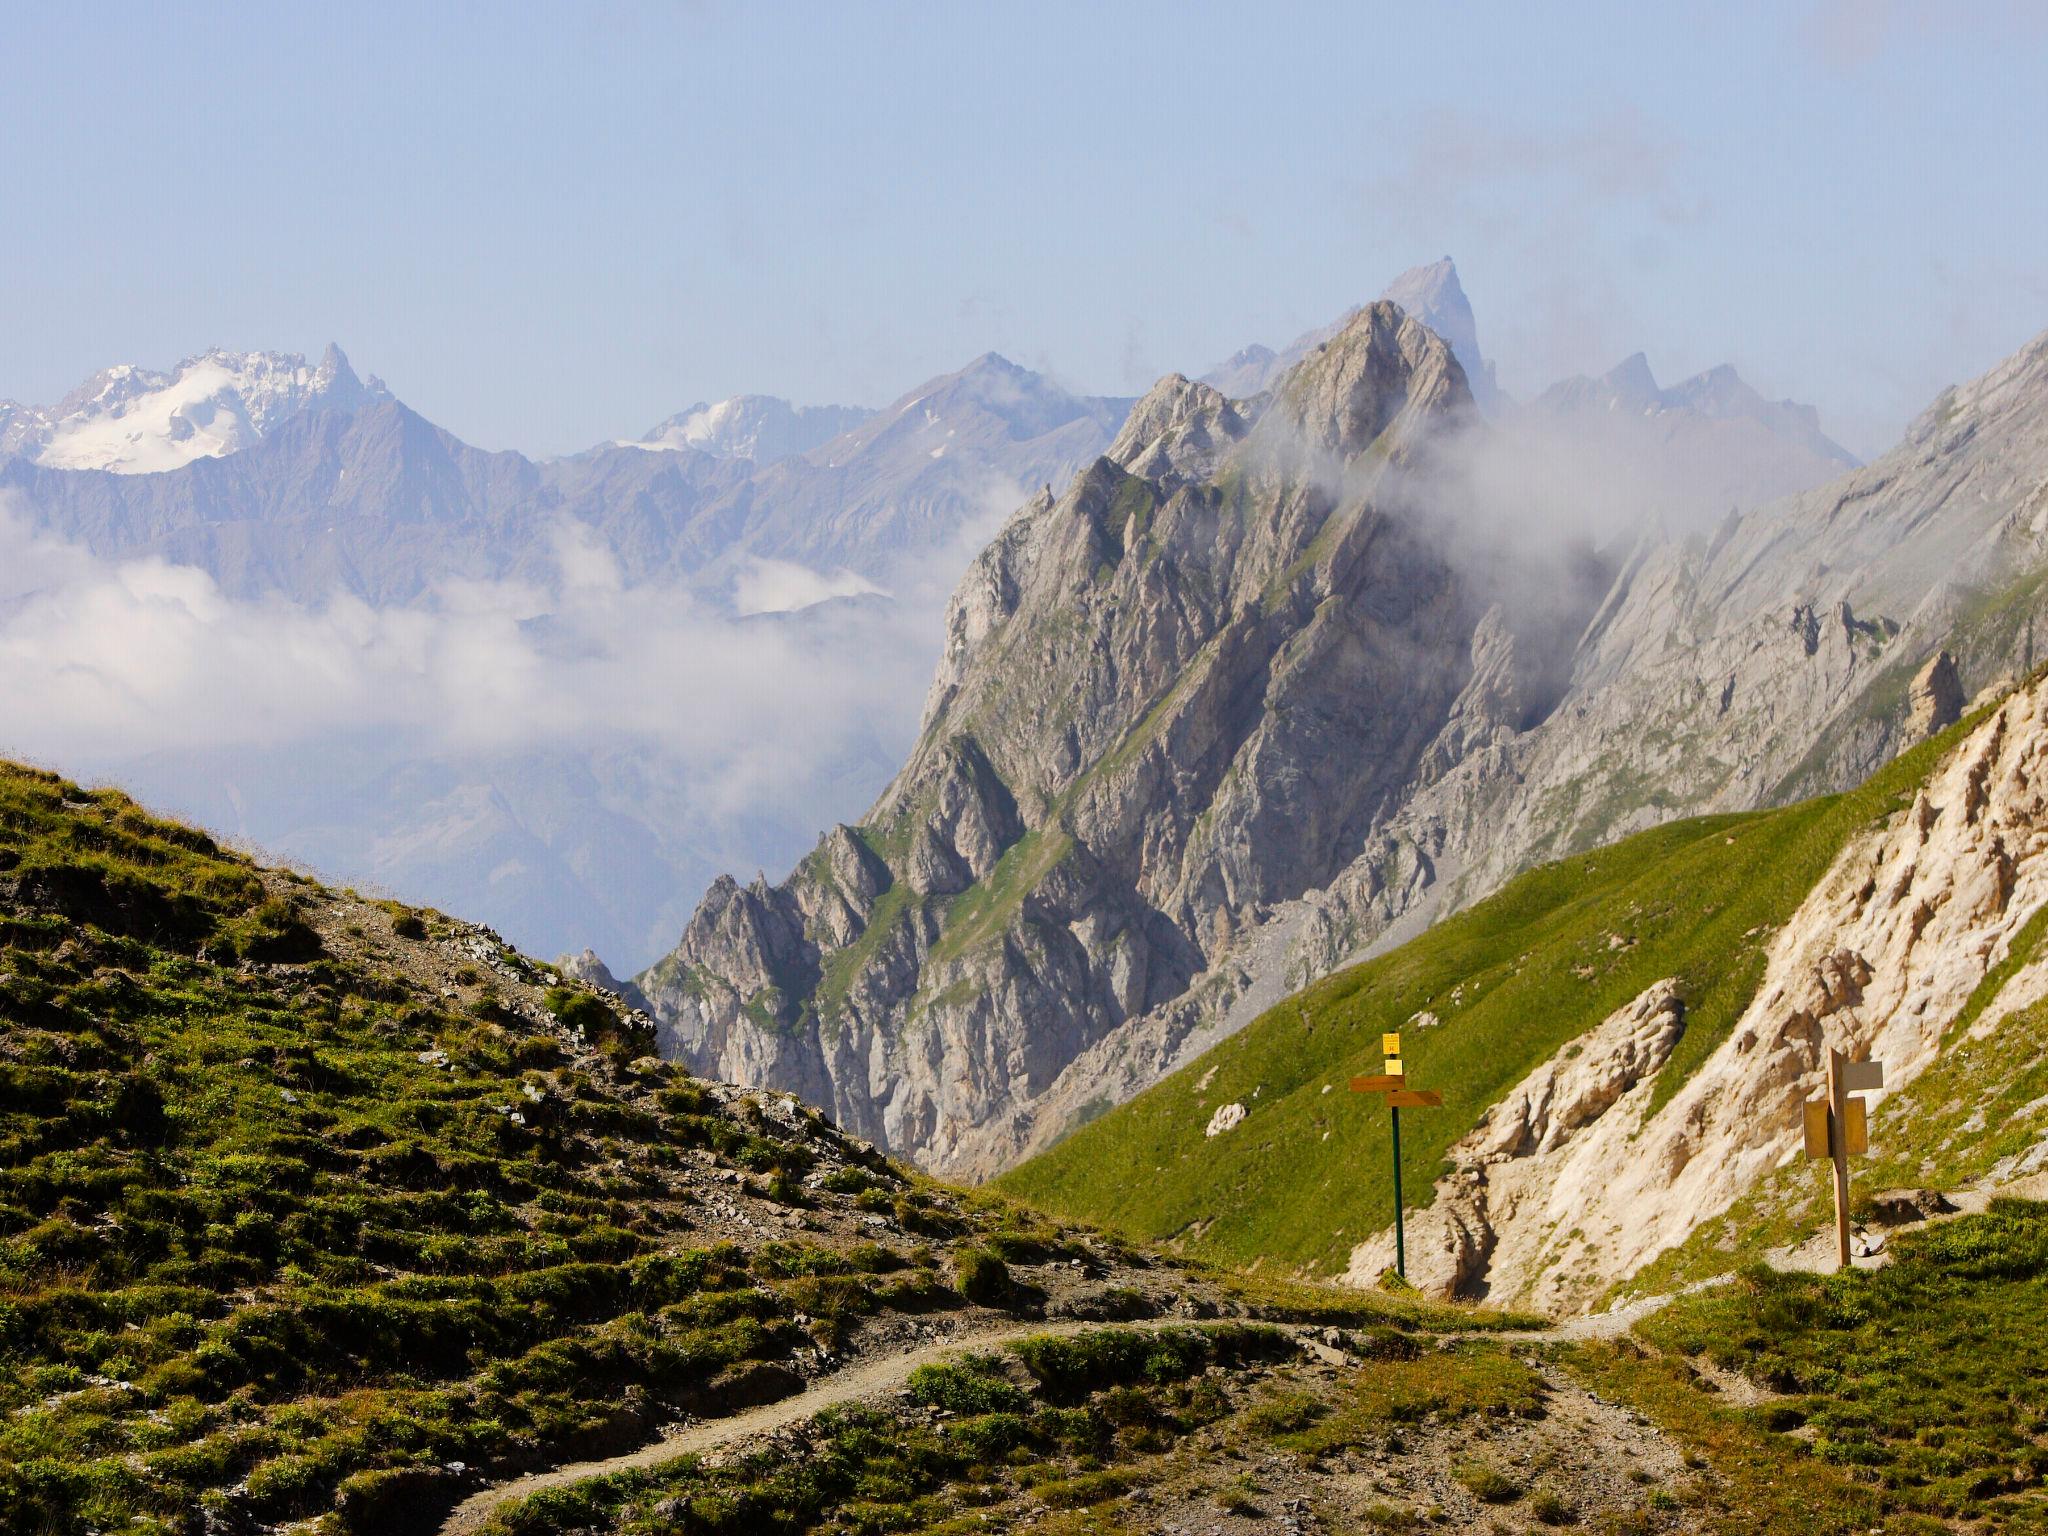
{"left": 1612, "top": 1201, "right": 2048, "bottom": 1531}
{"left": 478, "top": 1325, "right": 1291, "bottom": 1535}
{"left": 0, "top": 763, "right": 1090, "bottom": 1534}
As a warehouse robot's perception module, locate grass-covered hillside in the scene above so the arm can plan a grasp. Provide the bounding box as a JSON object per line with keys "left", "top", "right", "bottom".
{"left": 997, "top": 706, "right": 1989, "bottom": 1276}
{"left": 0, "top": 762, "right": 1286, "bottom": 1535}
{"left": 1578, "top": 1198, "right": 2048, "bottom": 1534}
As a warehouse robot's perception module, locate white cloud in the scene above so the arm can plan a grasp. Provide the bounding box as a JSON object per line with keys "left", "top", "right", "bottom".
{"left": 731, "top": 557, "right": 886, "bottom": 615}
{"left": 0, "top": 504, "right": 937, "bottom": 821}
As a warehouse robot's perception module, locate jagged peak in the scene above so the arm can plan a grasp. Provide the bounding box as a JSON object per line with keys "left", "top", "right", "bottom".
{"left": 1107, "top": 373, "right": 1248, "bottom": 485}
{"left": 1264, "top": 300, "right": 1472, "bottom": 457}
{"left": 1601, "top": 351, "right": 1662, "bottom": 405}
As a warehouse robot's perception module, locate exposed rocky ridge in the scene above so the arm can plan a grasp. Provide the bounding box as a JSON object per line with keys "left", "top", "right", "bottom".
{"left": 646, "top": 319, "right": 2048, "bottom": 1182}
{"left": 643, "top": 303, "right": 1626, "bottom": 1171}
{"left": 1345, "top": 673, "right": 2048, "bottom": 1309}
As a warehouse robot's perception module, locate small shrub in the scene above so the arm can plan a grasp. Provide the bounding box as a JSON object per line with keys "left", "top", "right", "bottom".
{"left": 1528, "top": 1487, "right": 1573, "bottom": 1524}
{"left": 907, "top": 1356, "right": 1030, "bottom": 1416}
{"left": 1455, "top": 1459, "right": 1522, "bottom": 1504}
{"left": 1365, "top": 1503, "right": 1424, "bottom": 1532}
{"left": 954, "top": 1247, "right": 1011, "bottom": 1306}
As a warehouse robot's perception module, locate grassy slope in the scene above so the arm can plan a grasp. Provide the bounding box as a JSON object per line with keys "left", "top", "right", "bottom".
{"left": 1584, "top": 1200, "right": 2048, "bottom": 1534}
{"left": 998, "top": 708, "right": 1987, "bottom": 1277}
{"left": 0, "top": 762, "right": 1506, "bottom": 1536}
{"left": 0, "top": 764, "right": 1040, "bottom": 1533}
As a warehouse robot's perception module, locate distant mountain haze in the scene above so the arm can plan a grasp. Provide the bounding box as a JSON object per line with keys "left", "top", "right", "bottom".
{"left": 0, "top": 259, "right": 1877, "bottom": 986}
{"left": 0, "top": 345, "right": 1133, "bottom": 968}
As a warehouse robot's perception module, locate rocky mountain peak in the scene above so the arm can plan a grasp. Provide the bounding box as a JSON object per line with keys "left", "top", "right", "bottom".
{"left": 1599, "top": 351, "right": 1662, "bottom": 409}
{"left": 1107, "top": 374, "right": 1252, "bottom": 486}
{"left": 1198, "top": 256, "right": 1501, "bottom": 415}
{"left": 1265, "top": 300, "right": 1472, "bottom": 457}
{"left": 1379, "top": 256, "right": 1503, "bottom": 412}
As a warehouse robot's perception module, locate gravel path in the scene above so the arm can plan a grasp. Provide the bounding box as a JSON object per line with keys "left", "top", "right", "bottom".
{"left": 436, "top": 1317, "right": 1269, "bottom": 1534}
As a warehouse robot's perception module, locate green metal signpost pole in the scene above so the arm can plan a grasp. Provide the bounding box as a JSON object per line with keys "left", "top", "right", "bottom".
{"left": 1391, "top": 1104, "right": 1405, "bottom": 1279}
{"left": 1350, "top": 1034, "right": 1436, "bottom": 1286}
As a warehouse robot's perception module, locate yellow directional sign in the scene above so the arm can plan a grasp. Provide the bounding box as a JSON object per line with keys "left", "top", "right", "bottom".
{"left": 1803, "top": 1099, "right": 1830, "bottom": 1158}
{"left": 1806, "top": 1048, "right": 1886, "bottom": 1271}
{"left": 1355, "top": 1037, "right": 1441, "bottom": 1282}
{"left": 1844, "top": 1095, "right": 1868, "bottom": 1157}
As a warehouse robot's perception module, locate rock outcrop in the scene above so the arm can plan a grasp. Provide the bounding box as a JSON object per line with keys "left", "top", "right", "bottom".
{"left": 1909, "top": 651, "right": 1965, "bottom": 738}
{"left": 1345, "top": 678, "right": 2048, "bottom": 1310}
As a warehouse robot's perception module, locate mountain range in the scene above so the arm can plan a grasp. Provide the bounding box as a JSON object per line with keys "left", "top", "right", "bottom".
{"left": 0, "top": 347, "right": 1133, "bottom": 969}
{"left": 0, "top": 346, "right": 1128, "bottom": 607}
{"left": 0, "top": 258, "right": 1867, "bottom": 982}
{"left": 638, "top": 297, "right": 2048, "bottom": 1186}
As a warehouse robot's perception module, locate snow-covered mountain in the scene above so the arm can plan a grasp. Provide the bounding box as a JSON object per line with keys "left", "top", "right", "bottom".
{"left": 0, "top": 345, "right": 387, "bottom": 474}
{"left": 0, "top": 342, "right": 1134, "bottom": 972}
{"left": 627, "top": 395, "right": 874, "bottom": 464}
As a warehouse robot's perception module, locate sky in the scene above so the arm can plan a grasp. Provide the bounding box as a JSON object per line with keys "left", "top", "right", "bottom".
{"left": 4, "top": 1, "right": 2046, "bottom": 461}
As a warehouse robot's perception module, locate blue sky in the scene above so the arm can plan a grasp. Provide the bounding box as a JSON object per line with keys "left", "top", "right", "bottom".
{"left": 4, "top": 1, "right": 2044, "bottom": 459}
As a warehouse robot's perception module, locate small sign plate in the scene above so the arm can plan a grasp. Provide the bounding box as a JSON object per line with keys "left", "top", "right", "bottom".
{"left": 1841, "top": 1060, "right": 1885, "bottom": 1094}
{"left": 1349, "top": 1073, "right": 1405, "bottom": 1093}
{"left": 1844, "top": 1095, "right": 1869, "bottom": 1156}
{"left": 1389, "top": 1089, "right": 1443, "bottom": 1108}
{"left": 1382, "top": 1032, "right": 1403, "bottom": 1057}
{"left": 1803, "top": 1099, "right": 1831, "bottom": 1159}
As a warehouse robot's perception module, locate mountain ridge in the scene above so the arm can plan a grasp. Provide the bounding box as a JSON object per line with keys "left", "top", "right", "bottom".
{"left": 639, "top": 314, "right": 2048, "bottom": 1183}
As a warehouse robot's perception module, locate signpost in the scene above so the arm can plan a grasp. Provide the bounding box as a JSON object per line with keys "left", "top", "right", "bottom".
{"left": 1349, "top": 1031, "right": 1442, "bottom": 1279}
{"left": 1803, "top": 1047, "right": 1885, "bottom": 1270}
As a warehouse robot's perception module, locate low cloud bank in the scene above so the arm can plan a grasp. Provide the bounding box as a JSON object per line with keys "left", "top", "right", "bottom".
{"left": 0, "top": 503, "right": 961, "bottom": 966}
{"left": 0, "top": 509, "right": 935, "bottom": 820}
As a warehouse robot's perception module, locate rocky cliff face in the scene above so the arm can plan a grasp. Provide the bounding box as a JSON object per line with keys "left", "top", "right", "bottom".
{"left": 1347, "top": 673, "right": 2048, "bottom": 1309}
{"left": 642, "top": 305, "right": 1622, "bottom": 1170}
{"left": 645, "top": 316, "right": 2048, "bottom": 1181}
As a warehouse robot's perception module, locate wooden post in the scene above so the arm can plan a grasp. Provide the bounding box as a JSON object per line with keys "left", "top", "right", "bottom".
{"left": 1804, "top": 1049, "right": 1883, "bottom": 1272}
{"left": 1390, "top": 1104, "right": 1405, "bottom": 1278}
{"left": 1827, "top": 1047, "right": 1852, "bottom": 1269}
